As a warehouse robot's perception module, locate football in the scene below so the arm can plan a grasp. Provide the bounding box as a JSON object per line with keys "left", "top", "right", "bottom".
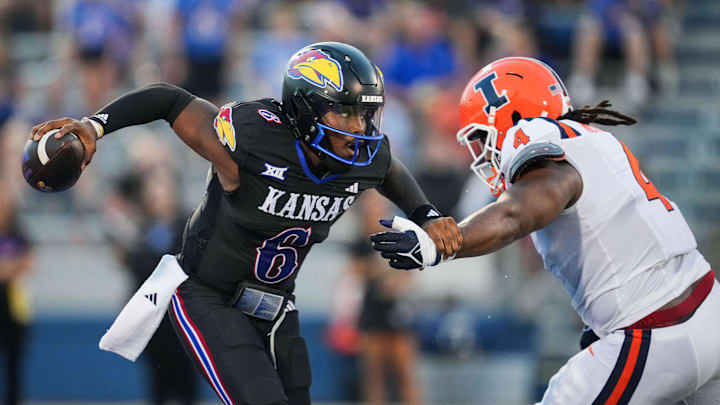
{"left": 21, "top": 129, "right": 85, "bottom": 192}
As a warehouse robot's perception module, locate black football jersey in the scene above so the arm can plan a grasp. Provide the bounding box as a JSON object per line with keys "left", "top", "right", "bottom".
{"left": 178, "top": 99, "right": 392, "bottom": 294}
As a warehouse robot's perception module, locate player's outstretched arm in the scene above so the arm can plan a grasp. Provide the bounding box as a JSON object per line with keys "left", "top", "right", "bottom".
{"left": 456, "top": 160, "right": 582, "bottom": 258}
{"left": 376, "top": 155, "right": 462, "bottom": 259}
{"left": 30, "top": 83, "right": 240, "bottom": 191}
{"left": 371, "top": 159, "right": 581, "bottom": 269}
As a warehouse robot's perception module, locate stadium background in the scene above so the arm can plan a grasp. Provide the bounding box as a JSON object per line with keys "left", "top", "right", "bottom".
{"left": 0, "top": 0, "right": 718, "bottom": 404}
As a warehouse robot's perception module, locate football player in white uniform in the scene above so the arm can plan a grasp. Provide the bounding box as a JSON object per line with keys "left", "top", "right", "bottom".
{"left": 371, "top": 57, "right": 720, "bottom": 404}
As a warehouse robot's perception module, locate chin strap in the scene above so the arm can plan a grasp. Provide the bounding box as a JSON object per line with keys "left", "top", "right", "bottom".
{"left": 281, "top": 97, "right": 327, "bottom": 161}
{"left": 278, "top": 101, "right": 304, "bottom": 140}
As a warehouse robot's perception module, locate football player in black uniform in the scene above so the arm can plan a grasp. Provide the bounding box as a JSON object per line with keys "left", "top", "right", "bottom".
{"left": 31, "top": 42, "right": 462, "bottom": 405}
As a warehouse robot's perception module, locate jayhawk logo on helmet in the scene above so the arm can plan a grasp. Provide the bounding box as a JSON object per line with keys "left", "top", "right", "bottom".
{"left": 456, "top": 57, "right": 572, "bottom": 196}
{"left": 287, "top": 49, "right": 343, "bottom": 92}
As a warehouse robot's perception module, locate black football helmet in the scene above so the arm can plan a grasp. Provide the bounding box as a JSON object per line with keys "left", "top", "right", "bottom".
{"left": 282, "top": 42, "right": 385, "bottom": 167}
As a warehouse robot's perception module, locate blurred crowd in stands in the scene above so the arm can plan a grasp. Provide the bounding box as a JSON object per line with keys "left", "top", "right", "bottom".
{"left": 0, "top": 0, "right": 686, "bottom": 403}
{"left": 0, "top": 0, "right": 682, "bottom": 201}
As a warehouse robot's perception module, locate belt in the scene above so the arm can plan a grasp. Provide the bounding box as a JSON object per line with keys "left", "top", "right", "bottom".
{"left": 228, "top": 281, "right": 295, "bottom": 369}
{"left": 229, "top": 281, "right": 292, "bottom": 322}
{"left": 623, "top": 271, "right": 715, "bottom": 330}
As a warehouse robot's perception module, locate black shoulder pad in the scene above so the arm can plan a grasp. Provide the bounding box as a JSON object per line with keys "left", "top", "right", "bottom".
{"left": 509, "top": 142, "right": 565, "bottom": 183}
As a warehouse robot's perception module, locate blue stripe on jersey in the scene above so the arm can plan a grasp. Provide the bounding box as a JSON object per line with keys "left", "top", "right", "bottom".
{"left": 536, "top": 117, "right": 581, "bottom": 139}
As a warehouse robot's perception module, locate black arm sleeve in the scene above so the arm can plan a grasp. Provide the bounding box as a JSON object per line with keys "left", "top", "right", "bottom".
{"left": 376, "top": 155, "right": 434, "bottom": 218}
{"left": 88, "top": 83, "right": 196, "bottom": 135}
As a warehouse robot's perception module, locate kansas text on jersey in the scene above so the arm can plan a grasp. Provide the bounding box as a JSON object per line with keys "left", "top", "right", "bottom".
{"left": 179, "top": 99, "right": 392, "bottom": 294}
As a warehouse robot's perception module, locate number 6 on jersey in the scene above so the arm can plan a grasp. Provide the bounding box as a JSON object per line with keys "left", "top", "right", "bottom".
{"left": 254, "top": 227, "right": 312, "bottom": 283}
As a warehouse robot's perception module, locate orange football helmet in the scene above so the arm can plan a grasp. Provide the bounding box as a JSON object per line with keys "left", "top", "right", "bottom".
{"left": 456, "top": 57, "right": 572, "bottom": 196}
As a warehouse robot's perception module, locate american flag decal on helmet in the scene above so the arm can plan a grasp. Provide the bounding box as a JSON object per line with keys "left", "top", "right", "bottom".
{"left": 549, "top": 84, "right": 562, "bottom": 95}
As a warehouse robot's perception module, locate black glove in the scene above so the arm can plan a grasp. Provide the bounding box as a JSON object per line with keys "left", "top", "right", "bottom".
{"left": 370, "top": 218, "right": 440, "bottom": 270}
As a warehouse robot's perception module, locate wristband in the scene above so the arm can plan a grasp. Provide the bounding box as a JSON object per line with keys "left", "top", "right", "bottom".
{"left": 82, "top": 116, "right": 105, "bottom": 139}
{"left": 409, "top": 204, "right": 442, "bottom": 226}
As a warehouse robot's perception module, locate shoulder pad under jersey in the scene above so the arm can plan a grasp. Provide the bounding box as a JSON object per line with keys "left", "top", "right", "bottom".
{"left": 508, "top": 142, "right": 565, "bottom": 183}
{"left": 500, "top": 117, "right": 573, "bottom": 180}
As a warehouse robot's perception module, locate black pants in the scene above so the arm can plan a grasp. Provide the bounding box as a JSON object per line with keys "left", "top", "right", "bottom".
{"left": 145, "top": 315, "right": 198, "bottom": 405}
{"left": 0, "top": 287, "right": 27, "bottom": 405}
{"left": 168, "top": 277, "right": 312, "bottom": 405}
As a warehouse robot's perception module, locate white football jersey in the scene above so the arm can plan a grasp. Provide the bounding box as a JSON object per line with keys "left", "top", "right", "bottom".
{"left": 500, "top": 118, "right": 710, "bottom": 336}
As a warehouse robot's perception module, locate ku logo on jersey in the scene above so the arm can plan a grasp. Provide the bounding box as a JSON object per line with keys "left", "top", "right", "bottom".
{"left": 287, "top": 49, "right": 343, "bottom": 91}
{"left": 258, "top": 109, "right": 282, "bottom": 124}
{"left": 261, "top": 162, "right": 289, "bottom": 181}
{"left": 214, "top": 106, "right": 236, "bottom": 151}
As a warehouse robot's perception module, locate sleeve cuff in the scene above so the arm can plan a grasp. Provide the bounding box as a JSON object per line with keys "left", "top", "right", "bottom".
{"left": 83, "top": 117, "right": 105, "bottom": 139}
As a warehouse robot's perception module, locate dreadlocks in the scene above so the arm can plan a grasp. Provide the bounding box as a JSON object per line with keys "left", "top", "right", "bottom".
{"left": 558, "top": 100, "right": 637, "bottom": 126}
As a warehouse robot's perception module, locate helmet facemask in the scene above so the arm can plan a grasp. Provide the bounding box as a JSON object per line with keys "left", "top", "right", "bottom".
{"left": 311, "top": 101, "right": 385, "bottom": 167}
{"left": 456, "top": 106, "right": 506, "bottom": 197}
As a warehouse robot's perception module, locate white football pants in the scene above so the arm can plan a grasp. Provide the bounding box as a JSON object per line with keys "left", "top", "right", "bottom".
{"left": 538, "top": 279, "right": 720, "bottom": 405}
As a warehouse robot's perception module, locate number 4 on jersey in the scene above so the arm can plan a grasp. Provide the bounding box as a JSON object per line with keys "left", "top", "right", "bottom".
{"left": 619, "top": 140, "right": 673, "bottom": 212}
{"left": 513, "top": 129, "right": 530, "bottom": 148}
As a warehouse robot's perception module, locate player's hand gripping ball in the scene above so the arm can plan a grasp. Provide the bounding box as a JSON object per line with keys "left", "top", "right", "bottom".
{"left": 22, "top": 129, "right": 85, "bottom": 192}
